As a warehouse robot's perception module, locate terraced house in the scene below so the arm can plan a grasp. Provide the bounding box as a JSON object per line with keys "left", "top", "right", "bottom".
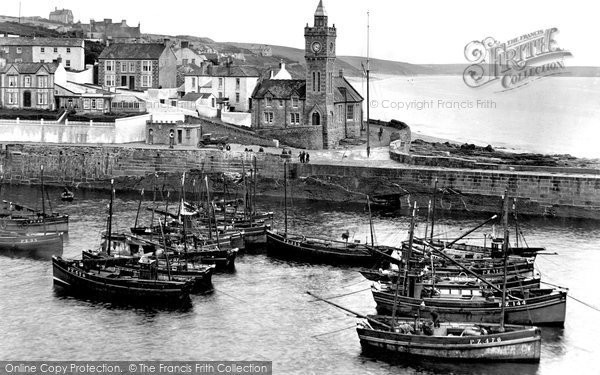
{"left": 0, "top": 62, "right": 66, "bottom": 110}
{"left": 98, "top": 42, "right": 177, "bottom": 91}
{"left": 0, "top": 37, "right": 85, "bottom": 70}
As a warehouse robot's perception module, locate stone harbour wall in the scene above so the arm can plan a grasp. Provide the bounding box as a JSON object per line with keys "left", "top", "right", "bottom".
{"left": 1, "top": 143, "right": 599, "bottom": 219}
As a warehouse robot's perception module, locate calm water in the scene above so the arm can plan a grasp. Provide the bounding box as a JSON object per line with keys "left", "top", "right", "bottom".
{"left": 1, "top": 185, "right": 599, "bottom": 375}
{"left": 348, "top": 75, "right": 600, "bottom": 158}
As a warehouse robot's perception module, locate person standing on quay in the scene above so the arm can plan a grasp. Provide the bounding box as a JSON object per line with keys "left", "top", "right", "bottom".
{"left": 305, "top": 153, "right": 310, "bottom": 163}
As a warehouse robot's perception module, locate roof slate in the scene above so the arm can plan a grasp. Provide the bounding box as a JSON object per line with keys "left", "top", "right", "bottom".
{"left": 0, "top": 62, "right": 59, "bottom": 74}
{"left": 99, "top": 43, "right": 167, "bottom": 60}
{"left": 0, "top": 37, "right": 83, "bottom": 47}
{"left": 252, "top": 79, "right": 306, "bottom": 99}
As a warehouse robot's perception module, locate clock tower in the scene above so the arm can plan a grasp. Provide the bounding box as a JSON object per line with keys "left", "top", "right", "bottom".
{"left": 305, "top": 0, "right": 337, "bottom": 148}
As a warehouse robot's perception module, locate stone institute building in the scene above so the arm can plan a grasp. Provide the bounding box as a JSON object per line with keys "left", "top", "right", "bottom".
{"left": 250, "top": 0, "right": 363, "bottom": 149}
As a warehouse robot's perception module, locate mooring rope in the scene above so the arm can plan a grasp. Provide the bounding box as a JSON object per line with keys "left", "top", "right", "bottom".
{"left": 308, "top": 287, "right": 371, "bottom": 302}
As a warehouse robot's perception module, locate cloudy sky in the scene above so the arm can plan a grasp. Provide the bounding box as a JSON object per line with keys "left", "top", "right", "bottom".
{"left": 4, "top": 0, "right": 598, "bottom": 65}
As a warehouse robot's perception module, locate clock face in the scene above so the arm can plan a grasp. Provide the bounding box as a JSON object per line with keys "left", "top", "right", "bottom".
{"left": 311, "top": 41, "right": 322, "bottom": 53}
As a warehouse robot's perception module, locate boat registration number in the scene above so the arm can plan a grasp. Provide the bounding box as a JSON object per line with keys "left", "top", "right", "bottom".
{"left": 470, "top": 337, "right": 502, "bottom": 344}
{"left": 19, "top": 238, "right": 38, "bottom": 243}
{"left": 502, "top": 300, "right": 527, "bottom": 307}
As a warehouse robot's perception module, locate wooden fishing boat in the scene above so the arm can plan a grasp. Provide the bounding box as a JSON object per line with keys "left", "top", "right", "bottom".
{"left": 357, "top": 316, "right": 541, "bottom": 362}
{"left": 0, "top": 208, "right": 69, "bottom": 233}
{"left": 266, "top": 229, "right": 377, "bottom": 266}
{"left": 0, "top": 231, "right": 63, "bottom": 259}
{"left": 52, "top": 256, "right": 194, "bottom": 302}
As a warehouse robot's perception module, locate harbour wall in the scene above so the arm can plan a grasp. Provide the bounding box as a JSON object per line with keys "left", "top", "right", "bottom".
{"left": 1, "top": 143, "right": 599, "bottom": 219}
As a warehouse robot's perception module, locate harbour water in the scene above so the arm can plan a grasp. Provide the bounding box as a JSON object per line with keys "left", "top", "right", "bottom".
{"left": 0, "top": 185, "right": 599, "bottom": 374}
{"left": 348, "top": 75, "right": 600, "bottom": 159}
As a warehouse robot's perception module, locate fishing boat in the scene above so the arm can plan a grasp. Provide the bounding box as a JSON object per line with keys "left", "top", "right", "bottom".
{"left": 52, "top": 256, "right": 194, "bottom": 302}
{"left": 0, "top": 231, "right": 63, "bottom": 259}
{"left": 0, "top": 166, "right": 69, "bottom": 233}
{"left": 266, "top": 162, "right": 378, "bottom": 266}
{"left": 356, "top": 316, "right": 541, "bottom": 362}
{"left": 308, "top": 192, "right": 541, "bottom": 362}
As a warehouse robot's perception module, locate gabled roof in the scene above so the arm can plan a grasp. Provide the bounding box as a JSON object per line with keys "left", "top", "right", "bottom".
{"left": 0, "top": 62, "right": 59, "bottom": 74}
{"left": 334, "top": 77, "right": 363, "bottom": 103}
{"left": 180, "top": 92, "right": 208, "bottom": 102}
{"left": 0, "top": 37, "right": 83, "bottom": 47}
{"left": 252, "top": 79, "right": 306, "bottom": 99}
{"left": 99, "top": 43, "right": 166, "bottom": 60}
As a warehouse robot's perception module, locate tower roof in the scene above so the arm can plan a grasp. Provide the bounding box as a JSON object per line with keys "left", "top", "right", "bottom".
{"left": 314, "top": 0, "right": 327, "bottom": 17}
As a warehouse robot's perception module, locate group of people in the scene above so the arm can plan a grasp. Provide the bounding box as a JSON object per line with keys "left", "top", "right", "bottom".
{"left": 298, "top": 151, "right": 310, "bottom": 163}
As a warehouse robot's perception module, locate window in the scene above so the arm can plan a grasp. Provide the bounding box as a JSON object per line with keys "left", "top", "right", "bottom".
{"left": 347, "top": 104, "right": 354, "bottom": 120}
{"left": 91, "top": 99, "right": 96, "bottom": 109}
{"left": 40, "top": 59, "right": 44, "bottom": 63}
{"left": 266, "top": 97, "right": 272, "bottom": 107}
{"left": 142, "top": 75, "right": 152, "bottom": 87}
{"left": 142, "top": 60, "right": 152, "bottom": 72}
{"left": 66, "top": 60, "right": 71, "bottom": 68}
{"left": 263, "top": 112, "right": 274, "bottom": 123}
{"left": 66, "top": 47, "right": 71, "bottom": 53}
{"left": 53, "top": 47, "right": 58, "bottom": 53}
{"left": 171, "top": 100, "right": 177, "bottom": 107}
{"left": 24, "top": 76, "right": 31, "bottom": 87}
{"left": 278, "top": 99, "right": 283, "bottom": 107}
{"left": 16, "top": 47, "right": 22, "bottom": 54}
{"left": 105, "top": 74, "right": 115, "bottom": 86}
{"left": 40, "top": 47, "right": 45, "bottom": 53}
{"left": 37, "top": 92, "right": 48, "bottom": 105}
{"left": 191, "top": 77, "right": 196, "bottom": 87}
{"left": 191, "top": 58, "right": 195, "bottom": 64}
{"left": 15, "top": 58, "right": 22, "bottom": 63}
{"left": 236, "top": 93, "right": 240, "bottom": 103}
{"left": 317, "top": 72, "right": 321, "bottom": 92}
{"left": 7, "top": 76, "right": 17, "bottom": 87}
{"left": 236, "top": 78, "right": 240, "bottom": 90}
{"left": 185, "top": 129, "right": 191, "bottom": 139}
{"left": 83, "top": 99, "right": 90, "bottom": 109}
{"left": 37, "top": 76, "right": 48, "bottom": 88}
{"left": 106, "top": 60, "right": 115, "bottom": 72}
{"left": 218, "top": 78, "right": 223, "bottom": 89}
{"left": 97, "top": 99, "right": 104, "bottom": 110}
{"left": 7, "top": 91, "right": 17, "bottom": 104}
{"left": 121, "top": 62, "right": 127, "bottom": 72}
{"left": 290, "top": 113, "right": 300, "bottom": 124}
{"left": 312, "top": 72, "right": 315, "bottom": 91}
{"left": 292, "top": 97, "right": 299, "bottom": 108}
{"left": 129, "top": 62, "right": 135, "bottom": 72}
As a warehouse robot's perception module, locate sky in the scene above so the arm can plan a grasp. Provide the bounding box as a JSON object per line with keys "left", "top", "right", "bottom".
{"left": 2, "top": 0, "right": 598, "bottom": 66}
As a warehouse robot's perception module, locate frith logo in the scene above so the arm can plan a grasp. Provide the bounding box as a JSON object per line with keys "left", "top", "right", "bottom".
{"left": 463, "top": 28, "right": 572, "bottom": 91}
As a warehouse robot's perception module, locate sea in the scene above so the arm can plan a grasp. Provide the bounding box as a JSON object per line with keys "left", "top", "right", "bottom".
{"left": 1, "top": 185, "right": 599, "bottom": 375}
{"left": 347, "top": 75, "right": 600, "bottom": 159}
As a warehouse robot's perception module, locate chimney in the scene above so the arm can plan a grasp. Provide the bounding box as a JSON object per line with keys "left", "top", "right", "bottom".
{"left": 163, "top": 38, "right": 170, "bottom": 46}
{"left": 56, "top": 55, "right": 63, "bottom": 65}
{"left": 55, "top": 6, "right": 57, "bottom": 10}
{"left": 104, "top": 18, "right": 112, "bottom": 24}
{"left": 270, "top": 70, "right": 274, "bottom": 79}
{"left": 121, "top": 19, "right": 127, "bottom": 26}
{"left": 181, "top": 40, "right": 189, "bottom": 49}
{"left": 339, "top": 69, "right": 344, "bottom": 78}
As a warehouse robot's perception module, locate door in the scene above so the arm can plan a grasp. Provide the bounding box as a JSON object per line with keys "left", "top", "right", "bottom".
{"left": 129, "top": 76, "right": 135, "bottom": 90}
{"left": 23, "top": 91, "right": 31, "bottom": 107}
{"left": 121, "top": 76, "right": 127, "bottom": 87}
{"left": 177, "top": 129, "right": 183, "bottom": 144}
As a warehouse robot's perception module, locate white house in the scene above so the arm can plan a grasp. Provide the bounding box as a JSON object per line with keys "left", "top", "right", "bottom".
{"left": 183, "top": 62, "right": 260, "bottom": 112}
{"left": 0, "top": 37, "right": 85, "bottom": 71}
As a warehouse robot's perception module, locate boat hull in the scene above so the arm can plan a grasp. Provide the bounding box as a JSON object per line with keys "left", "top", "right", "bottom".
{"left": 0, "top": 215, "right": 69, "bottom": 233}
{"left": 0, "top": 232, "right": 63, "bottom": 259}
{"left": 52, "top": 256, "right": 192, "bottom": 302}
{"left": 266, "top": 230, "right": 375, "bottom": 266}
{"left": 357, "top": 323, "right": 541, "bottom": 362}
{"left": 372, "top": 290, "right": 567, "bottom": 326}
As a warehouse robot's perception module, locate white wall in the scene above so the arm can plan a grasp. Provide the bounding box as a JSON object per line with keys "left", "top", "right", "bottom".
{"left": 114, "top": 114, "right": 151, "bottom": 143}
{"left": 66, "top": 65, "right": 94, "bottom": 84}
{"left": 197, "top": 104, "right": 218, "bottom": 118}
{"left": 32, "top": 45, "right": 85, "bottom": 70}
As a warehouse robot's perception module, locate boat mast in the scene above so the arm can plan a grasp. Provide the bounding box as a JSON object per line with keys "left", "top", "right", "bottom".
{"left": 134, "top": 188, "right": 144, "bottom": 230}
{"left": 366, "top": 195, "right": 374, "bottom": 246}
{"left": 181, "top": 172, "right": 188, "bottom": 257}
{"left": 513, "top": 198, "right": 520, "bottom": 247}
{"left": 391, "top": 201, "right": 417, "bottom": 330}
{"left": 107, "top": 179, "right": 114, "bottom": 255}
{"left": 366, "top": 10, "right": 371, "bottom": 158}
{"left": 253, "top": 155, "right": 257, "bottom": 216}
{"left": 500, "top": 191, "right": 510, "bottom": 331}
{"left": 40, "top": 165, "right": 46, "bottom": 217}
{"left": 242, "top": 159, "right": 247, "bottom": 221}
{"left": 205, "top": 176, "right": 213, "bottom": 240}
{"left": 430, "top": 179, "right": 438, "bottom": 243}
{"left": 284, "top": 161, "right": 288, "bottom": 237}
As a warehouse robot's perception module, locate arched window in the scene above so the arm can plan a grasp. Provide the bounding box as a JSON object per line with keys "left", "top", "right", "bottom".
{"left": 312, "top": 112, "right": 321, "bottom": 125}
